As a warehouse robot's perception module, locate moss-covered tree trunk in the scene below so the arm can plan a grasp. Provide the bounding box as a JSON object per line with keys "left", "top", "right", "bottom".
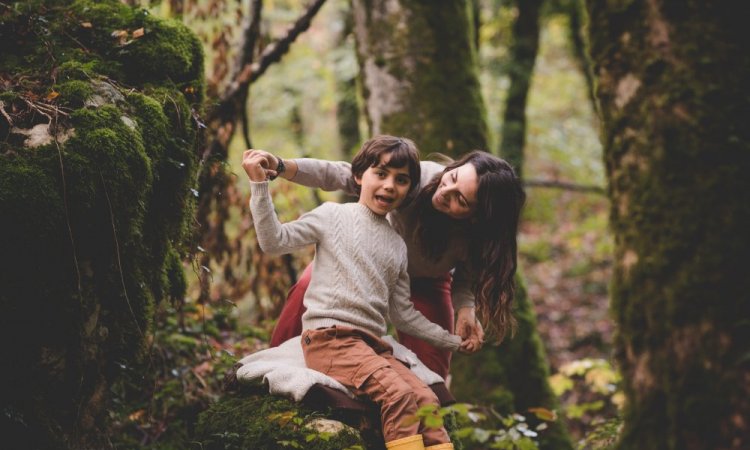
{"left": 585, "top": 1, "right": 750, "bottom": 448}
{"left": 565, "top": 0, "right": 597, "bottom": 117}
{"left": 498, "top": 0, "right": 543, "bottom": 176}
{"left": 334, "top": 3, "right": 362, "bottom": 159}
{"left": 351, "top": 1, "right": 572, "bottom": 448}
{"left": 350, "top": 0, "right": 488, "bottom": 154}
{"left": 0, "top": 1, "right": 204, "bottom": 448}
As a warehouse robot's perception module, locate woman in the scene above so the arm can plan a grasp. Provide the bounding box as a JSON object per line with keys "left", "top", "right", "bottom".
{"left": 249, "top": 148, "right": 526, "bottom": 379}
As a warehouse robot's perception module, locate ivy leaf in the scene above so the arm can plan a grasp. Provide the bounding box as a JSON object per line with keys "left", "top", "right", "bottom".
{"left": 528, "top": 407, "right": 557, "bottom": 421}
{"left": 423, "top": 413, "right": 443, "bottom": 430}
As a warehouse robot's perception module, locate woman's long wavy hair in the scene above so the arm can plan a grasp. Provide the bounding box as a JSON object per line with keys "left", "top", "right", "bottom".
{"left": 412, "top": 151, "right": 526, "bottom": 342}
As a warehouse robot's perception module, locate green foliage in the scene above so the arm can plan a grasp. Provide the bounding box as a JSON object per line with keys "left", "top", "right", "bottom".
{"left": 548, "top": 359, "right": 623, "bottom": 447}
{"left": 107, "top": 299, "right": 260, "bottom": 448}
{"left": 410, "top": 403, "right": 556, "bottom": 450}
{"left": 576, "top": 418, "right": 621, "bottom": 450}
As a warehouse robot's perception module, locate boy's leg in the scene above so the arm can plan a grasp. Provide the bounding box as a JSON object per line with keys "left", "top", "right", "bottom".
{"left": 301, "top": 327, "right": 422, "bottom": 442}
{"left": 382, "top": 353, "right": 451, "bottom": 446}
{"left": 269, "top": 263, "right": 312, "bottom": 347}
{"left": 397, "top": 275, "right": 454, "bottom": 378}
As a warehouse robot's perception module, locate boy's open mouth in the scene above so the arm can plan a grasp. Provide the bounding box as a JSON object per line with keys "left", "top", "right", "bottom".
{"left": 375, "top": 195, "right": 394, "bottom": 204}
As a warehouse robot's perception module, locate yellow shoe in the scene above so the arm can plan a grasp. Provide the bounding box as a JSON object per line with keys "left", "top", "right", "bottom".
{"left": 425, "top": 444, "right": 454, "bottom": 450}
{"left": 385, "top": 434, "right": 425, "bottom": 450}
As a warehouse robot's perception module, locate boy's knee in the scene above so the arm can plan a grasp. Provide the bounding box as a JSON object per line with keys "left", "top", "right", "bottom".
{"left": 367, "top": 368, "right": 418, "bottom": 404}
{"left": 412, "top": 385, "right": 440, "bottom": 407}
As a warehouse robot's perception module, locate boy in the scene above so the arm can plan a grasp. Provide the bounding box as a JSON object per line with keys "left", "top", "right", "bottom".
{"left": 242, "top": 136, "right": 462, "bottom": 450}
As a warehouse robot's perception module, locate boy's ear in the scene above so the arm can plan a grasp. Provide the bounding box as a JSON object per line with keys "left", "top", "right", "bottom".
{"left": 354, "top": 175, "right": 362, "bottom": 186}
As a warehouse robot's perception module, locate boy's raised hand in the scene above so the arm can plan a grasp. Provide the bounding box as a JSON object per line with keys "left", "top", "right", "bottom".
{"left": 242, "top": 149, "right": 275, "bottom": 182}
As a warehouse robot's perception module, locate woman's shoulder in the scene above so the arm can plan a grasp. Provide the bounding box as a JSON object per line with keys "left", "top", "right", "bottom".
{"left": 417, "top": 160, "right": 444, "bottom": 189}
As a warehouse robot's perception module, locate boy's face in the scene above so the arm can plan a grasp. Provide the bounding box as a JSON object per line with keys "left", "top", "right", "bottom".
{"left": 355, "top": 153, "right": 412, "bottom": 216}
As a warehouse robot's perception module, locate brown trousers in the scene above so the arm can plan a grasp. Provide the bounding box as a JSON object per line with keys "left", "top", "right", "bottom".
{"left": 301, "top": 326, "right": 450, "bottom": 445}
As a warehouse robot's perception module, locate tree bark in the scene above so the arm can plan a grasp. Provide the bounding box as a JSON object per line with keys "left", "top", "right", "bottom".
{"left": 333, "top": 4, "right": 362, "bottom": 158}
{"left": 585, "top": 1, "right": 750, "bottom": 448}
{"left": 499, "top": 0, "right": 543, "bottom": 176}
{"left": 350, "top": 1, "right": 572, "bottom": 448}
{"left": 351, "top": 0, "right": 488, "bottom": 156}
{"left": 565, "top": 0, "right": 597, "bottom": 116}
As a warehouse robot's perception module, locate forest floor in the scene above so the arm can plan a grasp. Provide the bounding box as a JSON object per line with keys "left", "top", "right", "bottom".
{"left": 519, "top": 186, "right": 618, "bottom": 443}
{"left": 521, "top": 191, "right": 613, "bottom": 370}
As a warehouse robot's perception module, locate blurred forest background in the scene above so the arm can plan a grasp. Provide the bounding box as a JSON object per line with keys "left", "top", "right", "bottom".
{"left": 10, "top": 0, "right": 747, "bottom": 448}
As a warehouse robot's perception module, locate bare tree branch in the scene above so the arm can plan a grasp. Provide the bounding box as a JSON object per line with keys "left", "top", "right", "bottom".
{"left": 208, "top": 0, "right": 328, "bottom": 124}
{"left": 238, "top": 0, "right": 264, "bottom": 149}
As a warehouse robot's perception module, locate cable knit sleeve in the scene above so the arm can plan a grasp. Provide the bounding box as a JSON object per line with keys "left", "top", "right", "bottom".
{"left": 249, "top": 181, "right": 329, "bottom": 255}
{"left": 290, "top": 158, "right": 359, "bottom": 196}
{"left": 388, "top": 259, "right": 461, "bottom": 351}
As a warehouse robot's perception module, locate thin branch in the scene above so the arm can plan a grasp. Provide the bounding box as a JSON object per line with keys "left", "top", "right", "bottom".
{"left": 247, "top": 0, "right": 327, "bottom": 84}
{"left": 239, "top": 0, "right": 263, "bottom": 150}
{"left": 54, "top": 128, "right": 82, "bottom": 295}
{"left": 0, "top": 100, "right": 13, "bottom": 126}
{"left": 100, "top": 172, "right": 144, "bottom": 338}
{"left": 209, "top": 0, "right": 328, "bottom": 123}
{"left": 524, "top": 178, "right": 606, "bottom": 196}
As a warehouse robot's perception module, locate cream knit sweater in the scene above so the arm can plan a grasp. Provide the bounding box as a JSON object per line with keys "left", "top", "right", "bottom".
{"left": 290, "top": 159, "right": 476, "bottom": 310}
{"left": 249, "top": 181, "right": 461, "bottom": 351}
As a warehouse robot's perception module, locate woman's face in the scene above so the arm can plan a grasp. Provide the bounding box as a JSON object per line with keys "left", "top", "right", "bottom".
{"left": 431, "top": 163, "right": 479, "bottom": 220}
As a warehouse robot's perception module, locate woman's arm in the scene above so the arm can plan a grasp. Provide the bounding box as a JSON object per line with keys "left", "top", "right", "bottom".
{"left": 452, "top": 264, "right": 485, "bottom": 352}
{"left": 243, "top": 149, "right": 359, "bottom": 195}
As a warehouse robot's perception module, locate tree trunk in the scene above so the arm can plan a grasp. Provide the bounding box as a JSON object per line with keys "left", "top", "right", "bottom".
{"left": 565, "top": 0, "right": 597, "bottom": 116}
{"left": 499, "top": 0, "right": 543, "bottom": 176}
{"left": 351, "top": 0, "right": 488, "bottom": 155}
{"left": 585, "top": 1, "right": 750, "bottom": 448}
{"left": 350, "top": 1, "right": 572, "bottom": 448}
{"left": 334, "top": 4, "right": 362, "bottom": 158}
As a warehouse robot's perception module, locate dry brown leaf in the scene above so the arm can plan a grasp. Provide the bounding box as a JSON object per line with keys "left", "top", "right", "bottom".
{"left": 46, "top": 91, "right": 59, "bottom": 101}
{"left": 80, "top": 22, "right": 92, "bottom": 28}
{"left": 132, "top": 28, "right": 144, "bottom": 39}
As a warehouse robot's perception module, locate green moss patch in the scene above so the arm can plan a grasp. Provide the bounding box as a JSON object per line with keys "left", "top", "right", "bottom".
{"left": 196, "top": 391, "right": 365, "bottom": 450}
{"left": 0, "top": 0, "right": 204, "bottom": 447}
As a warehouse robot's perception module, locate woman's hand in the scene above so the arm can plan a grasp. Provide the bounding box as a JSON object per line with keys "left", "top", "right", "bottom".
{"left": 242, "top": 150, "right": 272, "bottom": 182}
{"left": 455, "top": 306, "right": 484, "bottom": 353}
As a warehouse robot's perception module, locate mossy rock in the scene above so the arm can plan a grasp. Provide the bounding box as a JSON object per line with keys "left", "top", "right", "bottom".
{"left": 195, "top": 391, "right": 370, "bottom": 450}
{"left": 0, "top": 0, "right": 204, "bottom": 447}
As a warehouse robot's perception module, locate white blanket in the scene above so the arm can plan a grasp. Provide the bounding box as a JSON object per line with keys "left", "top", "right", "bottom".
{"left": 236, "top": 335, "right": 444, "bottom": 402}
